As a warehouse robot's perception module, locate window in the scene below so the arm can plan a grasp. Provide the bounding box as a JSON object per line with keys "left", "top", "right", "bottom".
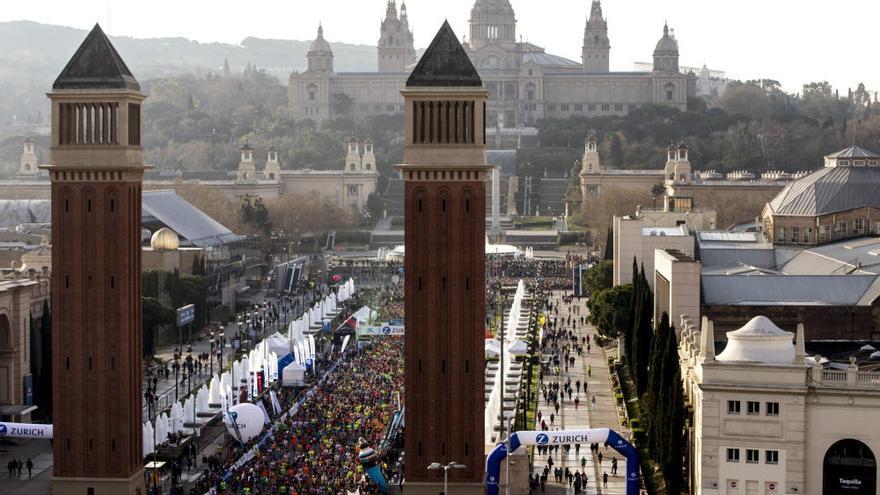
{"left": 386, "top": 104, "right": 395, "bottom": 112}
{"left": 819, "top": 225, "right": 829, "bottom": 242}
{"left": 776, "top": 226, "right": 786, "bottom": 242}
{"left": 874, "top": 220, "right": 880, "bottom": 235}
{"left": 588, "top": 104, "right": 596, "bottom": 111}
{"left": 575, "top": 104, "right": 583, "bottom": 112}
{"left": 628, "top": 104, "right": 637, "bottom": 111}
{"left": 840, "top": 160, "right": 850, "bottom": 166}
{"left": 766, "top": 450, "right": 779, "bottom": 464}
{"left": 835, "top": 221, "right": 847, "bottom": 237}
{"left": 727, "top": 400, "right": 741, "bottom": 414}
{"left": 726, "top": 448, "right": 740, "bottom": 462}
{"left": 561, "top": 104, "right": 570, "bottom": 112}
{"left": 766, "top": 402, "right": 780, "bottom": 416}
{"left": 790, "top": 226, "right": 800, "bottom": 243}
{"left": 526, "top": 82, "right": 536, "bottom": 101}
{"left": 601, "top": 104, "right": 610, "bottom": 112}
{"left": 855, "top": 218, "right": 864, "bottom": 234}
{"left": 307, "top": 83, "right": 317, "bottom": 101}
{"left": 615, "top": 104, "right": 623, "bottom": 111}
{"left": 547, "top": 104, "right": 556, "bottom": 112}
{"left": 747, "top": 401, "right": 760, "bottom": 415}
{"left": 667, "top": 90, "right": 674, "bottom": 101}
{"left": 804, "top": 226, "right": 813, "bottom": 243}
{"left": 746, "top": 449, "right": 760, "bottom": 463}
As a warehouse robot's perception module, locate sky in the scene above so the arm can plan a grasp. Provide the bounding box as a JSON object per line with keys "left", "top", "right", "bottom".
{"left": 2, "top": 0, "right": 878, "bottom": 93}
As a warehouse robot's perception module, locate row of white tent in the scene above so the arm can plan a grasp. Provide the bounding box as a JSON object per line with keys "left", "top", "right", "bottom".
{"left": 143, "top": 278, "right": 357, "bottom": 457}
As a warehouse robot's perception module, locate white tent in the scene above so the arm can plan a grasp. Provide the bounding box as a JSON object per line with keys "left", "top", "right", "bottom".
{"left": 282, "top": 361, "right": 307, "bottom": 386}
{"left": 143, "top": 422, "right": 154, "bottom": 457}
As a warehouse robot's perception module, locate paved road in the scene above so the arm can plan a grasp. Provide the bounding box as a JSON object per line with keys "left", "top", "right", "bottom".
{"left": 530, "top": 290, "right": 632, "bottom": 494}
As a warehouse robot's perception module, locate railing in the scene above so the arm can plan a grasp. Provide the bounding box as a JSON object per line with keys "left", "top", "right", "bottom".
{"left": 821, "top": 370, "right": 847, "bottom": 382}
{"left": 857, "top": 371, "right": 880, "bottom": 385}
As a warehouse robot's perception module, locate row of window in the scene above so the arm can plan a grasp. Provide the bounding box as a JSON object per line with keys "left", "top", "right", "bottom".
{"left": 838, "top": 159, "right": 879, "bottom": 166}
{"left": 545, "top": 103, "right": 637, "bottom": 113}
{"left": 776, "top": 219, "right": 880, "bottom": 243}
{"left": 727, "top": 400, "right": 779, "bottom": 416}
{"left": 727, "top": 448, "right": 779, "bottom": 465}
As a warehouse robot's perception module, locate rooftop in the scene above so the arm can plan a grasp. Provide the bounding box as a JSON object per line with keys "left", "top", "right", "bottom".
{"left": 766, "top": 166, "right": 880, "bottom": 216}
{"left": 52, "top": 24, "right": 140, "bottom": 91}
{"left": 407, "top": 21, "right": 482, "bottom": 87}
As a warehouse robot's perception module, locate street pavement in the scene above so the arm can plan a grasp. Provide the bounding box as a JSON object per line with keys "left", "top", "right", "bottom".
{"left": 530, "top": 290, "right": 633, "bottom": 494}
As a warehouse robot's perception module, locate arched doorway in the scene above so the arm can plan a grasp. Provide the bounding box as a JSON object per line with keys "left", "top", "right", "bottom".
{"left": 823, "top": 439, "right": 876, "bottom": 494}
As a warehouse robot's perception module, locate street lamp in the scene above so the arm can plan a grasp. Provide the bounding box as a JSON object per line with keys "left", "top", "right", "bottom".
{"left": 427, "top": 462, "right": 466, "bottom": 495}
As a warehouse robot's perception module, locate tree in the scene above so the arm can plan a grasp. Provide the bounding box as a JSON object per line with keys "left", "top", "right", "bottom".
{"left": 630, "top": 265, "right": 653, "bottom": 394}
{"left": 645, "top": 312, "right": 669, "bottom": 455}
{"left": 603, "top": 227, "right": 614, "bottom": 260}
{"left": 607, "top": 133, "right": 624, "bottom": 167}
{"left": 365, "top": 192, "right": 385, "bottom": 224}
{"left": 143, "top": 297, "right": 175, "bottom": 358}
{"left": 659, "top": 319, "right": 684, "bottom": 493}
{"left": 587, "top": 284, "right": 633, "bottom": 338}
{"left": 582, "top": 260, "right": 612, "bottom": 295}
{"left": 331, "top": 93, "right": 355, "bottom": 117}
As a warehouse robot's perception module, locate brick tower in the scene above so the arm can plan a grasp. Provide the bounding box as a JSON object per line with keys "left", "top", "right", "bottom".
{"left": 46, "top": 24, "right": 147, "bottom": 495}
{"left": 401, "top": 21, "right": 488, "bottom": 494}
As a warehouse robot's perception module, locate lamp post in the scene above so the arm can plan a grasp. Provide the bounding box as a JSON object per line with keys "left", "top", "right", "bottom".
{"left": 427, "top": 462, "right": 466, "bottom": 495}
{"left": 209, "top": 330, "right": 215, "bottom": 377}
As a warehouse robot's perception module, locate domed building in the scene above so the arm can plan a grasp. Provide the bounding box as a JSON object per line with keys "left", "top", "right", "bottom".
{"left": 679, "top": 314, "right": 880, "bottom": 494}
{"left": 150, "top": 227, "right": 180, "bottom": 251}
{"left": 762, "top": 145, "right": 880, "bottom": 245}
{"left": 288, "top": 0, "right": 697, "bottom": 126}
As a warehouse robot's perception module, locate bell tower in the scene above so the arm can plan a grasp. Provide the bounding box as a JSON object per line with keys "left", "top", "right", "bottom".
{"left": 582, "top": 0, "right": 610, "bottom": 73}
{"left": 17, "top": 137, "right": 40, "bottom": 180}
{"left": 46, "top": 24, "right": 147, "bottom": 495}
{"left": 401, "top": 21, "right": 488, "bottom": 495}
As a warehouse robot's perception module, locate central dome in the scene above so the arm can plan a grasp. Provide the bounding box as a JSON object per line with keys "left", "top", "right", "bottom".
{"left": 150, "top": 227, "right": 180, "bottom": 251}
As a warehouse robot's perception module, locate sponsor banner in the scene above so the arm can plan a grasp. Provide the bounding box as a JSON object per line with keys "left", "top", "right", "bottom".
{"left": 177, "top": 304, "right": 195, "bottom": 327}
{"left": 517, "top": 428, "right": 610, "bottom": 446}
{"left": 357, "top": 323, "right": 404, "bottom": 336}
{"left": 0, "top": 422, "right": 53, "bottom": 439}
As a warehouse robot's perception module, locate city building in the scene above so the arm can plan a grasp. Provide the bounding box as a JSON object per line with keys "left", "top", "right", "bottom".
{"left": 762, "top": 146, "right": 880, "bottom": 246}
{"left": 679, "top": 314, "right": 880, "bottom": 494}
{"left": 401, "top": 21, "right": 487, "bottom": 494}
{"left": 0, "top": 273, "right": 49, "bottom": 423}
{"left": 288, "top": 0, "right": 697, "bottom": 125}
{"left": 46, "top": 24, "right": 146, "bottom": 494}
{"left": 2, "top": 138, "right": 379, "bottom": 214}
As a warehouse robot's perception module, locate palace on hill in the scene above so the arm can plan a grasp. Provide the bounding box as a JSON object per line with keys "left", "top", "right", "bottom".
{"left": 288, "top": 0, "right": 696, "bottom": 126}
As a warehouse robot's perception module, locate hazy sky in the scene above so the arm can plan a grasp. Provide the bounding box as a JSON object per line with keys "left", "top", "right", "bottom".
{"left": 3, "top": 0, "right": 878, "bottom": 93}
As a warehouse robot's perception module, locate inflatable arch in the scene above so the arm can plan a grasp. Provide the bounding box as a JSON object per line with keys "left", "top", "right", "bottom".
{"left": 486, "top": 428, "right": 639, "bottom": 495}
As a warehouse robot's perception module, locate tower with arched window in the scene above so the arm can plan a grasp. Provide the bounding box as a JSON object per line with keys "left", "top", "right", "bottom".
{"left": 400, "top": 20, "right": 488, "bottom": 495}
{"left": 582, "top": 0, "right": 610, "bottom": 73}
{"left": 46, "top": 24, "right": 147, "bottom": 495}
{"left": 378, "top": 1, "right": 416, "bottom": 73}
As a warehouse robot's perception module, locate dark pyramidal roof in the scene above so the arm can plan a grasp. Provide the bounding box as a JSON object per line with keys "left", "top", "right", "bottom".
{"left": 406, "top": 21, "right": 481, "bottom": 88}
{"left": 53, "top": 24, "right": 140, "bottom": 91}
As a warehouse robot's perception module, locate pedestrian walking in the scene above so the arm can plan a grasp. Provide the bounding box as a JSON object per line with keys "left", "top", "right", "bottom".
{"left": 603, "top": 471, "right": 608, "bottom": 488}
{"left": 598, "top": 451, "right": 603, "bottom": 465}
{"left": 574, "top": 397, "right": 580, "bottom": 409}
{"left": 591, "top": 394, "right": 597, "bottom": 410}
{"left": 26, "top": 458, "right": 33, "bottom": 478}
{"left": 611, "top": 457, "right": 618, "bottom": 475}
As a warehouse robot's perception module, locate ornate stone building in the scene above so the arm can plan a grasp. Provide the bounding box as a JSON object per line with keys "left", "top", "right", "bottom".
{"left": 288, "top": 0, "right": 696, "bottom": 125}
{"left": 762, "top": 146, "right": 880, "bottom": 246}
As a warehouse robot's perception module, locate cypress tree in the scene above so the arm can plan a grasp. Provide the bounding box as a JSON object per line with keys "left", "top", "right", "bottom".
{"left": 644, "top": 311, "right": 669, "bottom": 454}
{"left": 633, "top": 265, "right": 653, "bottom": 394}
{"left": 660, "top": 322, "right": 684, "bottom": 493}
{"left": 625, "top": 257, "right": 641, "bottom": 360}
{"left": 604, "top": 227, "right": 614, "bottom": 260}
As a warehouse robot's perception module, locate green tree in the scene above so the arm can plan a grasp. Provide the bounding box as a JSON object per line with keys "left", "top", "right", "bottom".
{"left": 582, "top": 260, "right": 612, "bottom": 295}
{"left": 630, "top": 266, "right": 653, "bottom": 395}
{"left": 143, "top": 297, "right": 175, "bottom": 358}
{"left": 607, "top": 133, "right": 624, "bottom": 167}
{"left": 331, "top": 93, "right": 355, "bottom": 117}
{"left": 365, "top": 192, "right": 385, "bottom": 224}
{"left": 645, "top": 311, "right": 670, "bottom": 455}
{"left": 661, "top": 325, "right": 686, "bottom": 494}
{"left": 587, "top": 284, "right": 633, "bottom": 338}
{"left": 603, "top": 227, "right": 613, "bottom": 260}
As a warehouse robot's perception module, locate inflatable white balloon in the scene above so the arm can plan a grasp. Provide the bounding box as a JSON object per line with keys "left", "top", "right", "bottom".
{"left": 224, "top": 402, "right": 264, "bottom": 444}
